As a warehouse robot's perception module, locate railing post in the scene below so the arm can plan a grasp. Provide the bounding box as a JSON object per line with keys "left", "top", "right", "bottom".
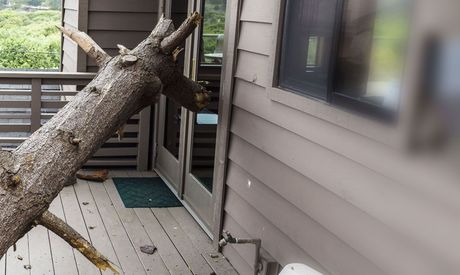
{"left": 137, "top": 106, "right": 152, "bottom": 171}
{"left": 31, "top": 78, "right": 42, "bottom": 132}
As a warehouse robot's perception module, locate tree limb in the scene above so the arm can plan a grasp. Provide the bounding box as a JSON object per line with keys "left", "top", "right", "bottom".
{"left": 160, "top": 11, "right": 203, "bottom": 54}
{"left": 143, "top": 13, "right": 210, "bottom": 111}
{"left": 0, "top": 12, "right": 206, "bottom": 265}
{"left": 57, "top": 26, "right": 110, "bottom": 66}
{"left": 150, "top": 14, "right": 175, "bottom": 41}
{"left": 36, "top": 211, "right": 119, "bottom": 274}
{"left": 162, "top": 73, "right": 211, "bottom": 112}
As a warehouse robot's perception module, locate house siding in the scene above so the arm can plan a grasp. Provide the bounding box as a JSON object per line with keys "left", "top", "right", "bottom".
{"left": 62, "top": 0, "right": 159, "bottom": 72}
{"left": 86, "top": 0, "right": 159, "bottom": 72}
{"left": 62, "top": 0, "right": 79, "bottom": 72}
{"left": 221, "top": 1, "right": 460, "bottom": 275}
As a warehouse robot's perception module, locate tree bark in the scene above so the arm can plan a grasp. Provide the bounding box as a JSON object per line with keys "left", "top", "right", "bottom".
{"left": 0, "top": 12, "right": 208, "bottom": 269}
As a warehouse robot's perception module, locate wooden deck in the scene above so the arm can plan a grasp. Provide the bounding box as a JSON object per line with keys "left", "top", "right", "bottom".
{"left": 0, "top": 171, "right": 236, "bottom": 275}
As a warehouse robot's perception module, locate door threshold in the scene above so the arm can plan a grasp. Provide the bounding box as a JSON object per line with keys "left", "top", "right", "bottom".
{"left": 154, "top": 168, "right": 214, "bottom": 240}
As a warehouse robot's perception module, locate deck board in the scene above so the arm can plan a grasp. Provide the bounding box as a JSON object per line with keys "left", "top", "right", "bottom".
{"left": 88, "top": 179, "right": 147, "bottom": 275}
{"left": 152, "top": 208, "right": 215, "bottom": 275}
{"left": 48, "top": 196, "right": 79, "bottom": 275}
{"left": 73, "top": 180, "right": 121, "bottom": 274}
{"left": 104, "top": 178, "right": 169, "bottom": 274}
{"left": 60, "top": 185, "right": 101, "bottom": 275}
{"left": 2, "top": 171, "right": 237, "bottom": 275}
{"left": 0, "top": 255, "right": 5, "bottom": 275}
{"left": 134, "top": 208, "right": 192, "bottom": 275}
{"left": 169, "top": 208, "right": 238, "bottom": 275}
{"left": 28, "top": 221, "right": 54, "bottom": 274}
{"left": 6, "top": 233, "right": 29, "bottom": 275}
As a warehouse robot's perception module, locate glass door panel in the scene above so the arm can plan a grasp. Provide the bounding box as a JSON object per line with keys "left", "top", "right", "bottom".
{"left": 183, "top": 0, "right": 226, "bottom": 230}
{"left": 154, "top": 0, "right": 190, "bottom": 191}
{"left": 163, "top": 98, "right": 181, "bottom": 159}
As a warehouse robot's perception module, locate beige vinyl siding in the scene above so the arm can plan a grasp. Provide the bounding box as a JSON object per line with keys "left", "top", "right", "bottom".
{"left": 221, "top": 0, "right": 460, "bottom": 274}
{"left": 62, "top": 0, "right": 159, "bottom": 72}
{"left": 62, "top": 0, "right": 79, "bottom": 72}
{"left": 86, "top": 0, "right": 158, "bottom": 72}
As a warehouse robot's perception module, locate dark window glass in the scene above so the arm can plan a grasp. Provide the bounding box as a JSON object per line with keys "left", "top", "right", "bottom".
{"left": 278, "top": 0, "right": 410, "bottom": 121}
{"left": 334, "top": 0, "right": 409, "bottom": 115}
{"left": 279, "top": 0, "right": 339, "bottom": 99}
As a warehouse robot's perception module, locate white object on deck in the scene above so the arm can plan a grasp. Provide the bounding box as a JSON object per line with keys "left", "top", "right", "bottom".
{"left": 279, "top": 263, "right": 323, "bottom": 275}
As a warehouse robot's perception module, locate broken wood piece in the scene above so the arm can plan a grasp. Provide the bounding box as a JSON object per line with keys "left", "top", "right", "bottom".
{"left": 117, "top": 44, "right": 130, "bottom": 55}
{"left": 121, "top": 54, "right": 138, "bottom": 66}
{"left": 172, "top": 47, "right": 184, "bottom": 62}
{"left": 56, "top": 26, "right": 109, "bottom": 66}
{"left": 36, "top": 211, "right": 119, "bottom": 274}
{"left": 116, "top": 124, "right": 125, "bottom": 141}
{"left": 76, "top": 170, "right": 109, "bottom": 182}
{"left": 69, "top": 137, "right": 82, "bottom": 145}
{"left": 160, "top": 11, "right": 203, "bottom": 54}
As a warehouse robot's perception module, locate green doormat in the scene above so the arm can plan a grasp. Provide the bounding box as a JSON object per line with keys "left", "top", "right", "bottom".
{"left": 112, "top": 177, "right": 182, "bottom": 208}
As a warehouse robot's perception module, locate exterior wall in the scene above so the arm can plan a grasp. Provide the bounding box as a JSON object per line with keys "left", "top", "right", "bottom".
{"left": 85, "top": 0, "right": 159, "bottom": 72}
{"left": 62, "top": 0, "right": 159, "bottom": 72}
{"left": 220, "top": 1, "right": 460, "bottom": 275}
{"left": 61, "top": 0, "right": 79, "bottom": 72}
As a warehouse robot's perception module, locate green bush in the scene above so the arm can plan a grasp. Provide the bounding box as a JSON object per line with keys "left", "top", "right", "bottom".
{"left": 202, "top": 0, "right": 225, "bottom": 62}
{"left": 0, "top": 9, "right": 61, "bottom": 69}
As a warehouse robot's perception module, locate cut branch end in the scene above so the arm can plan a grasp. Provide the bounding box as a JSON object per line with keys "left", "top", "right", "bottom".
{"left": 160, "top": 11, "right": 203, "bottom": 54}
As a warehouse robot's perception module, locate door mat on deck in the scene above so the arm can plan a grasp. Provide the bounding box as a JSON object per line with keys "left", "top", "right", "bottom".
{"left": 112, "top": 177, "right": 182, "bottom": 208}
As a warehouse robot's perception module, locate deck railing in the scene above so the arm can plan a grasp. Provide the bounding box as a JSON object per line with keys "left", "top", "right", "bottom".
{"left": 0, "top": 71, "right": 151, "bottom": 169}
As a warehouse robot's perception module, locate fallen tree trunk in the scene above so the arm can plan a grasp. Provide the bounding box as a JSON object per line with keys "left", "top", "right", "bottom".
{"left": 0, "top": 12, "right": 207, "bottom": 271}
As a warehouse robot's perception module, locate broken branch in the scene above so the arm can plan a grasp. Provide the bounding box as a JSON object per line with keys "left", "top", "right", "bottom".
{"left": 36, "top": 211, "right": 119, "bottom": 274}
{"left": 162, "top": 73, "right": 211, "bottom": 112}
{"left": 57, "top": 26, "right": 110, "bottom": 66}
{"left": 76, "top": 170, "right": 109, "bottom": 182}
{"left": 160, "top": 11, "right": 202, "bottom": 54}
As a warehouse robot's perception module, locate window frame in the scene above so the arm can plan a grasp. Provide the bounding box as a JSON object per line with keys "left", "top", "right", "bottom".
{"left": 278, "top": 0, "right": 342, "bottom": 101}
{"left": 276, "top": 0, "right": 404, "bottom": 123}
{"left": 267, "top": 0, "right": 421, "bottom": 148}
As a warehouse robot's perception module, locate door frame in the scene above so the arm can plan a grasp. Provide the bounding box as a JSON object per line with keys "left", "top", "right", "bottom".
{"left": 153, "top": 0, "right": 239, "bottom": 243}
{"left": 209, "top": 0, "right": 242, "bottom": 249}
{"left": 153, "top": 0, "right": 193, "bottom": 192}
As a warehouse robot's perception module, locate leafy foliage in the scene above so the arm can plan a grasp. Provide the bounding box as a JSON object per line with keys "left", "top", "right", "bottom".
{"left": 4, "top": 0, "right": 60, "bottom": 9}
{"left": 202, "top": 0, "right": 225, "bottom": 61}
{"left": 0, "top": 9, "right": 61, "bottom": 69}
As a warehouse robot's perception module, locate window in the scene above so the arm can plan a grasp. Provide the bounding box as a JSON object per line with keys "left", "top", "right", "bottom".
{"left": 279, "top": 0, "right": 338, "bottom": 100}
{"left": 278, "top": 0, "right": 410, "bottom": 121}
{"left": 200, "top": 0, "right": 226, "bottom": 65}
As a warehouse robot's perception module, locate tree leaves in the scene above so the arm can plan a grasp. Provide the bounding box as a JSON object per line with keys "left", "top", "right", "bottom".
{"left": 0, "top": 9, "right": 60, "bottom": 69}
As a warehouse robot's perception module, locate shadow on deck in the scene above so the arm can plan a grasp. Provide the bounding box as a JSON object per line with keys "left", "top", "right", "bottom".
{"left": 0, "top": 170, "right": 236, "bottom": 275}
